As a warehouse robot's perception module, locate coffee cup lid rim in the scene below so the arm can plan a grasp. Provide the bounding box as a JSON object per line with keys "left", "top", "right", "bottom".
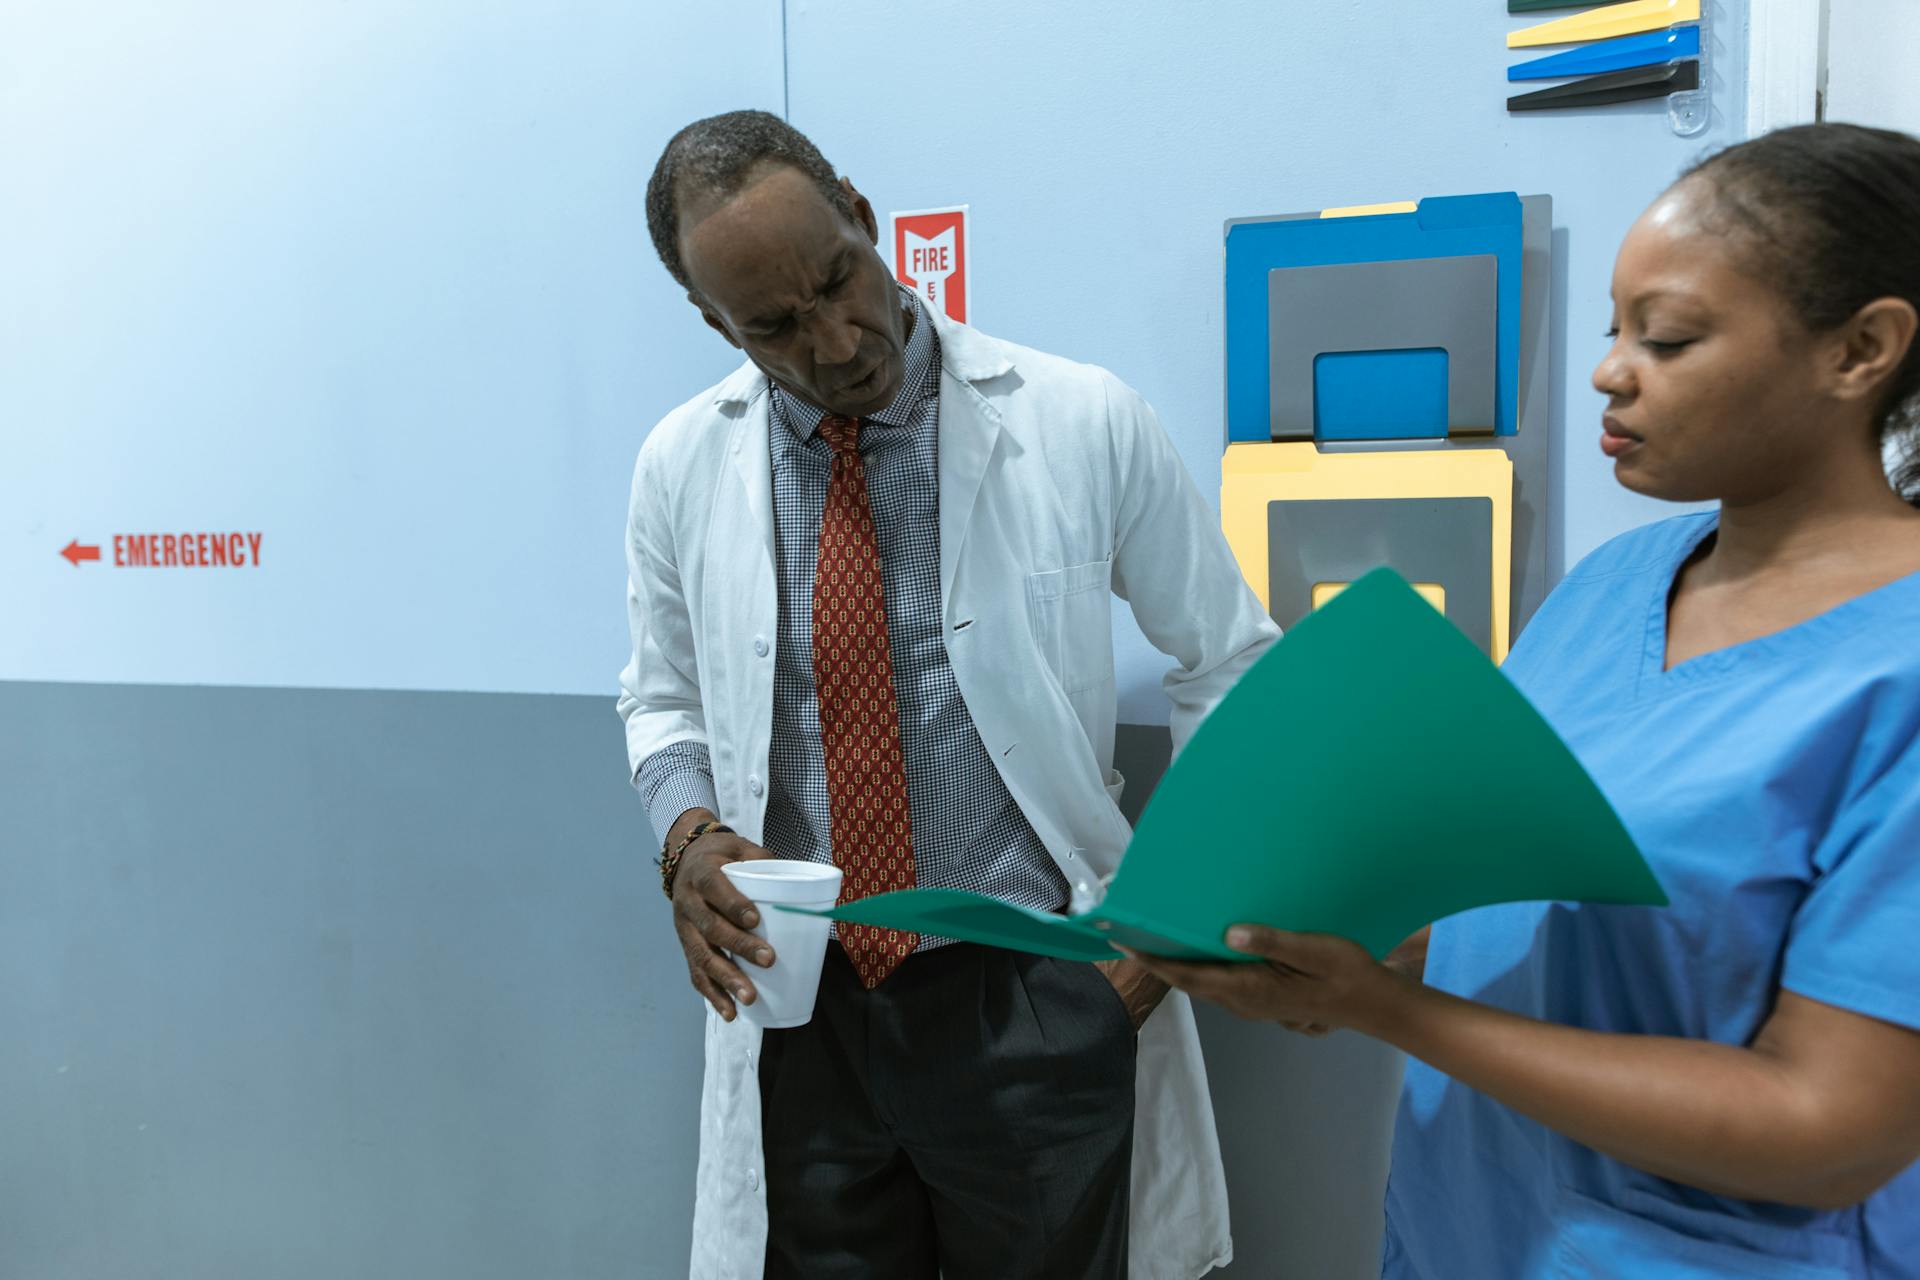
{"left": 720, "top": 859, "right": 842, "bottom": 903}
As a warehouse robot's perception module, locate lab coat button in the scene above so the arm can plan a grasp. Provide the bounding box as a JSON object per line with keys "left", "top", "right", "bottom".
{"left": 746, "top": 1168, "right": 759, "bottom": 1190}
{"left": 753, "top": 637, "right": 769, "bottom": 658}
{"left": 748, "top": 775, "right": 764, "bottom": 798}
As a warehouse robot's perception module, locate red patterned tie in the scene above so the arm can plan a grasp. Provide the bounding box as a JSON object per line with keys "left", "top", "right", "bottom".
{"left": 813, "top": 415, "right": 919, "bottom": 988}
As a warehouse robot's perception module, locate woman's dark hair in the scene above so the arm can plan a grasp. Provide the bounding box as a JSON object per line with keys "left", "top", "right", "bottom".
{"left": 1680, "top": 123, "right": 1920, "bottom": 506}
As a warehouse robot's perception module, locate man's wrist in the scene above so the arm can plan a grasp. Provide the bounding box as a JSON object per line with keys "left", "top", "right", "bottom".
{"left": 658, "top": 809, "right": 731, "bottom": 900}
{"left": 667, "top": 806, "right": 720, "bottom": 848}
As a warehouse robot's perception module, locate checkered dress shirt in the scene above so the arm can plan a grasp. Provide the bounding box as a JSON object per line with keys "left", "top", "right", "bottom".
{"left": 637, "top": 289, "right": 1068, "bottom": 941}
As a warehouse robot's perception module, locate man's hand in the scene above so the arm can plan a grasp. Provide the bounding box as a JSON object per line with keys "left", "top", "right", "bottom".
{"left": 1094, "top": 955, "right": 1170, "bottom": 1033}
{"left": 667, "top": 807, "right": 777, "bottom": 1021}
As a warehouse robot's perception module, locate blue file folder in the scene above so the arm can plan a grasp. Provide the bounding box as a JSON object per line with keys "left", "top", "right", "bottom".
{"left": 1225, "top": 193, "right": 1525, "bottom": 443}
{"left": 1508, "top": 26, "right": 1700, "bottom": 81}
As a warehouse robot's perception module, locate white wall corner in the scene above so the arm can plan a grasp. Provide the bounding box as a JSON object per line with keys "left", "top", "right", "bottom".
{"left": 1746, "top": 0, "right": 1826, "bottom": 137}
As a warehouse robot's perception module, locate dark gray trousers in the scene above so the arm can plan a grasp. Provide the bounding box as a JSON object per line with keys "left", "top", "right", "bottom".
{"left": 758, "top": 942, "right": 1136, "bottom": 1279}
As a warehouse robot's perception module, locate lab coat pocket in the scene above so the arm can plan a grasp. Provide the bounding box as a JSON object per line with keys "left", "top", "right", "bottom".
{"left": 1549, "top": 1185, "right": 1855, "bottom": 1279}
{"left": 1025, "top": 558, "right": 1116, "bottom": 695}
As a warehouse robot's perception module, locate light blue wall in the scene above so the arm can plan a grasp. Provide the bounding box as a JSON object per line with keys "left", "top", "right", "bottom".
{"left": 785, "top": 0, "right": 1746, "bottom": 722}
{"left": 4, "top": 1, "right": 1747, "bottom": 707}
{"left": 1, "top": 1, "right": 781, "bottom": 694}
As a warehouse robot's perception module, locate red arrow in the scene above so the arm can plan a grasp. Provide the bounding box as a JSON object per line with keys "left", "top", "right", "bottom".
{"left": 60, "top": 539, "right": 101, "bottom": 567}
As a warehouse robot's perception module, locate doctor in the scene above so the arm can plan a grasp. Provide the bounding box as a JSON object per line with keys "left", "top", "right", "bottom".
{"left": 618, "top": 110, "right": 1276, "bottom": 1279}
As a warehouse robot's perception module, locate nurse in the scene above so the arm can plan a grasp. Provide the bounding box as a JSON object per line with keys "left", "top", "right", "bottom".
{"left": 1132, "top": 123, "right": 1920, "bottom": 1277}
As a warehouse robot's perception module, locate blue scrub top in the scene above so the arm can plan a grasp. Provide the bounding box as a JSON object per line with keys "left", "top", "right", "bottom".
{"left": 1384, "top": 513, "right": 1920, "bottom": 1279}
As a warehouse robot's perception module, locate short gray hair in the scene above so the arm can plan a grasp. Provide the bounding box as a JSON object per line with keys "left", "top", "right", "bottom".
{"left": 645, "top": 110, "right": 856, "bottom": 290}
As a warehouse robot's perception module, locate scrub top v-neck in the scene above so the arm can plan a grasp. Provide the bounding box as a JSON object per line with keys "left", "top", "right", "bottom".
{"left": 1383, "top": 512, "right": 1920, "bottom": 1279}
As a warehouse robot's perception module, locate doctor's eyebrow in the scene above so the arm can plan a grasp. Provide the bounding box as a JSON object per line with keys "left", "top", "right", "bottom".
{"left": 743, "top": 250, "right": 854, "bottom": 332}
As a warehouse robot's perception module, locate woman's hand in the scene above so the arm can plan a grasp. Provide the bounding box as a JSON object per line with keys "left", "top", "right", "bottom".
{"left": 1146, "top": 924, "right": 1920, "bottom": 1208}
{"left": 1123, "top": 926, "right": 1408, "bottom": 1037}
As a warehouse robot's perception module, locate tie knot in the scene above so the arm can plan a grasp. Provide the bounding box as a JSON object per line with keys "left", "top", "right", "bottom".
{"left": 818, "top": 415, "right": 862, "bottom": 457}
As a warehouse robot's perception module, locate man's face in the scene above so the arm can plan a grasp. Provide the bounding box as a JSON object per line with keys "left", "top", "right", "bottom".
{"left": 679, "top": 164, "right": 909, "bottom": 418}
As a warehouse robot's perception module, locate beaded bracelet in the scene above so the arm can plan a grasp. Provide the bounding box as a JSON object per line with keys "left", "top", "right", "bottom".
{"left": 658, "top": 818, "right": 734, "bottom": 900}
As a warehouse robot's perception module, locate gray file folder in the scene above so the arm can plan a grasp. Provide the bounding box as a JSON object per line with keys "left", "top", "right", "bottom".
{"left": 1268, "top": 254, "right": 1499, "bottom": 441}
{"left": 1267, "top": 497, "right": 1496, "bottom": 655}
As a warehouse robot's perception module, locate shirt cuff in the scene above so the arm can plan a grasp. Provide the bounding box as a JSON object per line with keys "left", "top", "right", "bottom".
{"left": 636, "top": 740, "right": 719, "bottom": 846}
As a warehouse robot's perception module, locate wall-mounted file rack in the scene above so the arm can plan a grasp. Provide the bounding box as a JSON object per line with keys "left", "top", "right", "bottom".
{"left": 1505, "top": 0, "right": 1709, "bottom": 134}
{"left": 1220, "top": 194, "right": 1554, "bottom": 662}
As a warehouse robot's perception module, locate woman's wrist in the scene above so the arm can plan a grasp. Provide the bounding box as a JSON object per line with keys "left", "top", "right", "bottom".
{"left": 1346, "top": 961, "right": 1430, "bottom": 1043}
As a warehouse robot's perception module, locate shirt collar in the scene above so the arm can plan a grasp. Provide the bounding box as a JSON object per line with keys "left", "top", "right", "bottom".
{"left": 774, "top": 286, "right": 937, "bottom": 441}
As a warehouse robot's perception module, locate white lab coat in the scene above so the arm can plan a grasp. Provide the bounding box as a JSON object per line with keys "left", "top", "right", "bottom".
{"left": 619, "top": 305, "right": 1278, "bottom": 1279}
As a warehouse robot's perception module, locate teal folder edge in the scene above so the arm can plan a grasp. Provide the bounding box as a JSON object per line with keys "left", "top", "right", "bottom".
{"left": 1224, "top": 194, "right": 1524, "bottom": 443}
{"left": 796, "top": 891, "right": 1240, "bottom": 963}
{"left": 802, "top": 888, "right": 1120, "bottom": 962}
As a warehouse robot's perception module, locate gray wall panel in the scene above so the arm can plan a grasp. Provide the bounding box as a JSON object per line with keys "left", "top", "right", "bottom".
{"left": 1, "top": 682, "right": 700, "bottom": 1280}
{"left": 2, "top": 684, "right": 1396, "bottom": 1278}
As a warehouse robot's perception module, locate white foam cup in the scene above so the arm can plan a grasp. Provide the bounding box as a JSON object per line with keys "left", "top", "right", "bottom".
{"left": 718, "top": 860, "right": 843, "bottom": 1029}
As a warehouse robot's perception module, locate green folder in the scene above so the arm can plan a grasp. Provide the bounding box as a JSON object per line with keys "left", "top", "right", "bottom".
{"left": 784, "top": 569, "right": 1665, "bottom": 963}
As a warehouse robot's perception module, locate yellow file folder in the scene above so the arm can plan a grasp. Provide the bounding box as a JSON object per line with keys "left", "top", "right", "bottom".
{"left": 1221, "top": 441, "right": 1514, "bottom": 662}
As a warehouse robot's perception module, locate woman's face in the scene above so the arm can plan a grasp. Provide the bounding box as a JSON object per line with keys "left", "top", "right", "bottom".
{"left": 1593, "top": 179, "right": 1835, "bottom": 505}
